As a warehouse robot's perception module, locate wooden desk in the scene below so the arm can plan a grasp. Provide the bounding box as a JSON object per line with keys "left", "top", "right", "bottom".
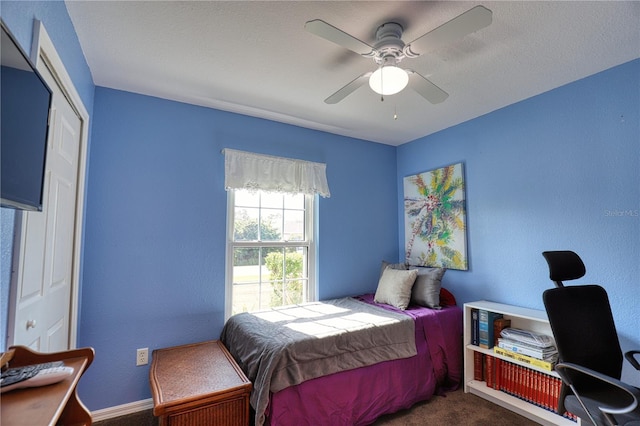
{"left": 149, "top": 340, "right": 252, "bottom": 426}
{"left": 1, "top": 345, "right": 95, "bottom": 426}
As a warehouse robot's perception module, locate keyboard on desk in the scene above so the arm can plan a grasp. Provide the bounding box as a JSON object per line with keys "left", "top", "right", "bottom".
{"left": 1, "top": 361, "right": 64, "bottom": 389}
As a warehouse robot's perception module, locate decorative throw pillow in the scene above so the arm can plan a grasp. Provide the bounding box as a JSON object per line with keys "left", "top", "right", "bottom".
{"left": 380, "top": 260, "right": 407, "bottom": 277}
{"left": 374, "top": 267, "right": 419, "bottom": 310}
{"left": 439, "top": 287, "right": 457, "bottom": 307}
{"left": 409, "top": 267, "right": 446, "bottom": 309}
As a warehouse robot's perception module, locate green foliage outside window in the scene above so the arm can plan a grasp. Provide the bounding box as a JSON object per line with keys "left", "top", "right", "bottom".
{"left": 232, "top": 198, "right": 306, "bottom": 310}
{"left": 264, "top": 251, "right": 304, "bottom": 306}
{"left": 233, "top": 209, "right": 280, "bottom": 266}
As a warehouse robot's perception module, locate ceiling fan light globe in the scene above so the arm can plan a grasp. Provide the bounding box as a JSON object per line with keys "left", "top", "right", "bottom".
{"left": 369, "top": 66, "right": 409, "bottom": 95}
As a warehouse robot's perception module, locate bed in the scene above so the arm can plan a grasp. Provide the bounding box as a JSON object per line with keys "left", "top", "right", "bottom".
{"left": 220, "top": 266, "right": 463, "bottom": 426}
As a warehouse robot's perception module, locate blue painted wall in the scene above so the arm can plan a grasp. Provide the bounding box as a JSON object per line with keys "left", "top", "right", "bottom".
{"left": 1, "top": 0, "right": 638, "bottom": 412}
{"left": 78, "top": 88, "right": 399, "bottom": 409}
{"left": 397, "top": 59, "right": 640, "bottom": 385}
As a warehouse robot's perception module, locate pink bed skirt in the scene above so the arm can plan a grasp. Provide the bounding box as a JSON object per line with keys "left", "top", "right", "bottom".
{"left": 265, "top": 295, "right": 463, "bottom": 425}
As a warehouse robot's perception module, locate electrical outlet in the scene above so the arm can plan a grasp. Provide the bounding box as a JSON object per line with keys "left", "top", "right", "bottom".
{"left": 136, "top": 348, "right": 149, "bottom": 366}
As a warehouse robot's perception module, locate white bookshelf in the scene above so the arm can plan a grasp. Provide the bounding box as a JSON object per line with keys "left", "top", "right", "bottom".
{"left": 463, "top": 301, "right": 577, "bottom": 426}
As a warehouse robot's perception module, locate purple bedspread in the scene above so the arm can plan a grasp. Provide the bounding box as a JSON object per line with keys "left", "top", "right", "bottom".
{"left": 265, "top": 294, "right": 463, "bottom": 425}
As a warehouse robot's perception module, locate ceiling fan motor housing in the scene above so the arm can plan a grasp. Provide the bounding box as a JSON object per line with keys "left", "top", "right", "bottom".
{"left": 372, "top": 22, "right": 406, "bottom": 66}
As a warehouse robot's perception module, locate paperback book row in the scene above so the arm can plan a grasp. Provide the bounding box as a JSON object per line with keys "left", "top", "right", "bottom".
{"left": 474, "top": 352, "right": 577, "bottom": 422}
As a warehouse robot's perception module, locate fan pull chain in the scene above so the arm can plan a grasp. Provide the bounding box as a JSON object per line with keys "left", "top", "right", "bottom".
{"left": 380, "top": 65, "right": 384, "bottom": 102}
{"left": 394, "top": 105, "right": 398, "bottom": 120}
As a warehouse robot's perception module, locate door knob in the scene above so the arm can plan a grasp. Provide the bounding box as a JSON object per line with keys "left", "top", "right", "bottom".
{"left": 26, "top": 319, "right": 37, "bottom": 329}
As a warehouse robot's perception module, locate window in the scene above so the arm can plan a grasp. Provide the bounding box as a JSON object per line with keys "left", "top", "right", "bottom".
{"left": 226, "top": 189, "right": 315, "bottom": 317}
{"left": 222, "top": 148, "right": 329, "bottom": 319}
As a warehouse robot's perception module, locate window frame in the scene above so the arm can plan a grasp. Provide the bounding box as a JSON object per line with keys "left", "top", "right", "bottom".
{"left": 225, "top": 189, "right": 316, "bottom": 320}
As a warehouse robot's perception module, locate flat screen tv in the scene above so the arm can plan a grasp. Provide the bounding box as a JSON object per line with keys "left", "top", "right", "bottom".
{"left": 1, "top": 20, "right": 52, "bottom": 211}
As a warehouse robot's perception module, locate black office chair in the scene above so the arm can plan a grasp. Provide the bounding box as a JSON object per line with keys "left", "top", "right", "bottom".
{"left": 541, "top": 250, "right": 640, "bottom": 426}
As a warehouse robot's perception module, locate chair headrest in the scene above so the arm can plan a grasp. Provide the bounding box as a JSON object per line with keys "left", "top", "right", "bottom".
{"left": 542, "top": 250, "right": 586, "bottom": 288}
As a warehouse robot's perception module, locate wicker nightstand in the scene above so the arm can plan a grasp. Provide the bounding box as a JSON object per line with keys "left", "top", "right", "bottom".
{"left": 149, "top": 340, "right": 252, "bottom": 426}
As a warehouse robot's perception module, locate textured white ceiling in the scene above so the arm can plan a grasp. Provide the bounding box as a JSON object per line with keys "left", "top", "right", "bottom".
{"left": 65, "top": 1, "right": 640, "bottom": 146}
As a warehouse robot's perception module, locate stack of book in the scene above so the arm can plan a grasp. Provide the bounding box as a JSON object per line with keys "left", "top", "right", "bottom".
{"left": 495, "top": 328, "right": 559, "bottom": 371}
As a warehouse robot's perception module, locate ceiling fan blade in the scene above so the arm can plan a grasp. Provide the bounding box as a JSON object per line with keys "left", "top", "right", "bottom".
{"left": 324, "top": 72, "right": 372, "bottom": 104}
{"left": 407, "top": 71, "right": 449, "bottom": 104}
{"left": 405, "top": 5, "right": 492, "bottom": 56}
{"left": 305, "top": 19, "right": 374, "bottom": 56}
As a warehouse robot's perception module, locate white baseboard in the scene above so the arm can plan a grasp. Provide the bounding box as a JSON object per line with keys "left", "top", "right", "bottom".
{"left": 91, "top": 398, "right": 154, "bottom": 422}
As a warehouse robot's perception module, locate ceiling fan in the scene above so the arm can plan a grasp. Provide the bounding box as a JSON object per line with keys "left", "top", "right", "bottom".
{"left": 304, "top": 5, "right": 492, "bottom": 104}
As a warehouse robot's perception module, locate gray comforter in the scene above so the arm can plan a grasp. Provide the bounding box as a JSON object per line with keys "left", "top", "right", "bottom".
{"left": 220, "top": 297, "right": 416, "bottom": 426}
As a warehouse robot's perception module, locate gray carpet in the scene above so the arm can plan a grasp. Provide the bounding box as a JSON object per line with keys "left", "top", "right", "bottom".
{"left": 93, "top": 387, "right": 543, "bottom": 425}
{"left": 373, "top": 387, "right": 540, "bottom": 425}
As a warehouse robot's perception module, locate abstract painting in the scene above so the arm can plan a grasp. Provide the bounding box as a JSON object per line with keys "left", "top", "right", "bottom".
{"left": 404, "top": 162, "right": 468, "bottom": 270}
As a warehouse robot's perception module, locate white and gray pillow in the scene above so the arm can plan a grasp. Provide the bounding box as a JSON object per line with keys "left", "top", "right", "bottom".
{"left": 374, "top": 267, "right": 419, "bottom": 310}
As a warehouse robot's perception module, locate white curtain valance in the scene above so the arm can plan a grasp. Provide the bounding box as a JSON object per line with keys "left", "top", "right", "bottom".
{"left": 223, "top": 149, "right": 331, "bottom": 198}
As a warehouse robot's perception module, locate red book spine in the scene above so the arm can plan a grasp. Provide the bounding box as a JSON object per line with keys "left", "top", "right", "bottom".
{"left": 493, "top": 318, "right": 511, "bottom": 347}
{"left": 486, "top": 355, "right": 494, "bottom": 388}
{"left": 518, "top": 365, "right": 524, "bottom": 399}
{"left": 519, "top": 367, "right": 524, "bottom": 400}
{"left": 504, "top": 359, "right": 509, "bottom": 392}
{"left": 531, "top": 370, "right": 538, "bottom": 406}
{"left": 544, "top": 374, "right": 552, "bottom": 411}
{"left": 526, "top": 367, "right": 532, "bottom": 403}
{"left": 474, "top": 351, "right": 484, "bottom": 381}
{"left": 541, "top": 374, "right": 547, "bottom": 409}
{"left": 542, "top": 373, "right": 549, "bottom": 409}
{"left": 494, "top": 357, "right": 501, "bottom": 390}
{"left": 502, "top": 361, "right": 511, "bottom": 393}
{"left": 523, "top": 367, "right": 528, "bottom": 401}
{"left": 522, "top": 367, "right": 528, "bottom": 402}
{"left": 552, "top": 376, "right": 561, "bottom": 413}
{"left": 530, "top": 369, "right": 536, "bottom": 405}
{"left": 542, "top": 374, "right": 548, "bottom": 410}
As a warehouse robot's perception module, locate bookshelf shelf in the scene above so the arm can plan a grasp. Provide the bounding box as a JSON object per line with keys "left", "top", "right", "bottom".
{"left": 465, "top": 344, "right": 561, "bottom": 378}
{"left": 463, "top": 301, "right": 575, "bottom": 426}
